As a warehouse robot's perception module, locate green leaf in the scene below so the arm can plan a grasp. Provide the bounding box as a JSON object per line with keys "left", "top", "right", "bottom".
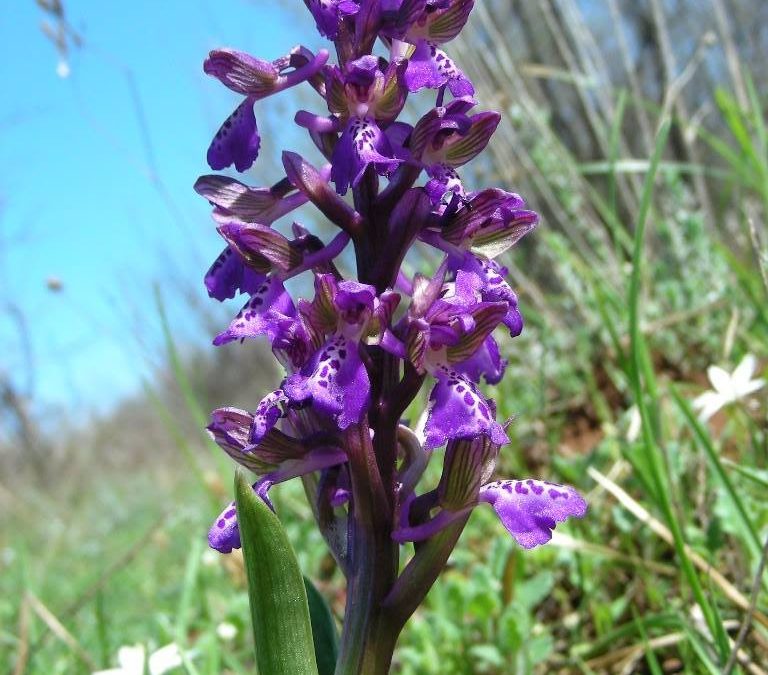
{"left": 234, "top": 471, "right": 319, "bottom": 675}
{"left": 304, "top": 577, "right": 339, "bottom": 675}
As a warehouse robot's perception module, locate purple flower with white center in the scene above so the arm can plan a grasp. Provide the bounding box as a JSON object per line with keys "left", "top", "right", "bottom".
{"left": 196, "top": 6, "right": 586, "bottom": 671}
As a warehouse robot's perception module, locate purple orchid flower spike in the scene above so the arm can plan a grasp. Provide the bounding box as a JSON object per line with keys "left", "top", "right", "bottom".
{"left": 197, "top": 6, "right": 586, "bottom": 671}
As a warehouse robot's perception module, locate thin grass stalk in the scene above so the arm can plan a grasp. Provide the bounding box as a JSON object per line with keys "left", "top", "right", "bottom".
{"left": 627, "top": 118, "right": 731, "bottom": 661}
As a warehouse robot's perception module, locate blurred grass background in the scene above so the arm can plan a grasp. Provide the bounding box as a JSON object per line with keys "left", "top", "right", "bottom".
{"left": 2, "top": 0, "right": 768, "bottom": 673}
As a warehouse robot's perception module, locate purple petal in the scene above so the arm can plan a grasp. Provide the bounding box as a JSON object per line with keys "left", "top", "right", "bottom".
{"left": 331, "top": 117, "right": 402, "bottom": 194}
{"left": 421, "top": 0, "right": 474, "bottom": 43}
{"left": 424, "top": 367, "right": 508, "bottom": 449}
{"left": 411, "top": 96, "right": 475, "bottom": 159}
{"left": 381, "top": 0, "right": 428, "bottom": 39}
{"left": 283, "top": 336, "right": 370, "bottom": 429}
{"left": 331, "top": 486, "right": 351, "bottom": 507}
{"left": 204, "top": 49, "right": 278, "bottom": 96}
{"left": 282, "top": 151, "right": 363, "bottom": 232}
{"left": 442, "top": 111, "right": 500, "bottom": 166}
{"left": 308, "top": 0, "right": 358, "bottom": 38}
{"left": 194, "top": 175, "right": 307, "bottom": 224}
{"left": 454, "top": 335, "right": 507, "bottom": 385}
{"left": 208, "top": 500, "right": 241, "bottom": 553}
{"left": 204, "top": 46, "right": 329, "bottom": 98}
{"left": 425, "top": 164, "right": 465, "bottom": 204}
{"left": 441, "top": 189, "right": 523, "bottom": 241}
{"left": 217, "top": 221, "right": 301, "bottom": 273}
{"left": 207, "top": 98, "right": 261, "bottom": 172}
{"left": 334, "top": 280, "right": 377, "bottom": 324}
{"left": 455, "top": 254, "right": 523, "bottom": 336}
{"left": 444, "top": 301, "right": 508, "bottom": 365}
{"left": 479, "top": 479, "right": 587, "bottom": 549}
{"left": 213, "top": 276, "right": 296, "bottom": 346}
{"left": 371, "top": 60, "right": 408, "bottom": 123}
{"left": 299, "top": 273, "right": 341, "bottom": 336}
{"left": 470, "top": 208, "right": 539, "bottom": 259}
{"left": 404, "top": 41, "right": 474, "bottom": 96}
{"left": 207, "top": 407, "right": 254, "bottom": 452}
{"left": 250, "top": 389, "right": 288, "bottom": 445}
{"left": 204, "top": 246, "right": 267, "bottom": 301}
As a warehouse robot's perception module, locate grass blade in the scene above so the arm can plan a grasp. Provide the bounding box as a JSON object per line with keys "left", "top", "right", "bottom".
{"left": 671, "top": 387, "right": 763, "bottom": 560}
{"left": 626, "top": 118, "right": 731, "bottom": 661}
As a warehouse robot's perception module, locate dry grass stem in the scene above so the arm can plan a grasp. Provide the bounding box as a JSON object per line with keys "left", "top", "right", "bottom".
{"left": 26, "top": 592, "right": 96, "bottom": 670}
{"left": 12, "top": 595, "right": 30, "bottom": 675}
{"left": 723, "top": 533, "right": 768, "bottom": 674}
{"left": 550, "top": 531, "right": 677, "bottom": 576}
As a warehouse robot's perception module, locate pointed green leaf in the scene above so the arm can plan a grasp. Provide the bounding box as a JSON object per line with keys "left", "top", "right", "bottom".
{"left": 234, "top": 471, "right": 319, "bottom": 675}
{"left": 303, "top": 577, "right": 339, "bottom": 675}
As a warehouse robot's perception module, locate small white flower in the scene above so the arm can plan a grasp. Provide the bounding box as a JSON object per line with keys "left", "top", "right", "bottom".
{"left": 92, "top": 642, "right": 184, "bottom": 675}
{"left": 148, "top": 643, "right": 183, "bottom": 675}
{"left": 692, "top": 354, "right": 765, "bottom": 421}
{"left": 216, "top": 621, "right": 238, "bottom": 641}
{"left": 92, "top": 644, "right": 146, "bottom": 675}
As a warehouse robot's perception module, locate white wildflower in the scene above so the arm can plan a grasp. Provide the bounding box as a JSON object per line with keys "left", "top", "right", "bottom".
{"left": 216, "top": 621, "right": 238, "bottom": 641}
{"left": 92, "top": 644, "right": 145, "bottom": 675}
{"left": 92, "top": 642, "right": 184, "bottom": 675}
{"left": 692, "top": 354, "right": 765, "bottom": 421}
{"left": 148, "top": 643, "right": 183, "bottom": 675}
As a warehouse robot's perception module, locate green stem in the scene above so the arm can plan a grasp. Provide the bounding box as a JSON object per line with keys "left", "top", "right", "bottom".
{"left": 382, "top": 514, "right": 470, "bottom": 629}
{"left": 334, "top": 424, "right": 399, "bottom": 675}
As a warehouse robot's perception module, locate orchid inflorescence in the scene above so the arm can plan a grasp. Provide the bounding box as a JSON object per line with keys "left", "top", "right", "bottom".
{"left": 195, "top": 1, "right": 586, "bottom": 670}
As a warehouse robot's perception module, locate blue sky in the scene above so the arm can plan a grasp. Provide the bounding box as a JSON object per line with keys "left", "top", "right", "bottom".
{"left": 1, "top": 1, "right": 318, "bottom": 416}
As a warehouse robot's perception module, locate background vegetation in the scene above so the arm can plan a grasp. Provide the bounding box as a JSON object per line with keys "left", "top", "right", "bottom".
{"left": 2, "top": 0, "right": 768, "bottom": 672}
